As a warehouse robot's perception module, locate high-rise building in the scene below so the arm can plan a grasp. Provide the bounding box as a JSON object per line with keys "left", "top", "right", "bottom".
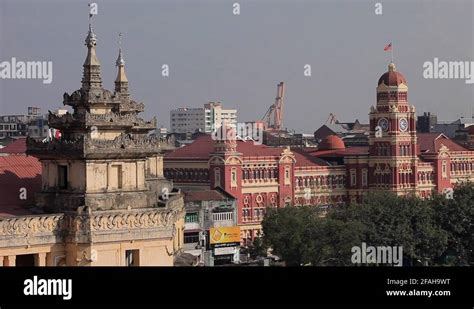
{"left": 170, "top": 102, "right": 237, "bottom": 134}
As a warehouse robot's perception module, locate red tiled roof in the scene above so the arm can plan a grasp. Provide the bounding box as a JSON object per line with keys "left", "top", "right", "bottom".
{"left": 236, "top": 140, "right": 283, "bottom": 157}
{"left": 165, "top": 134, "right": 330, "bottom": 167}
{"left": 305, "top": 146, "right": 369, "bottom": 157}
{"left": 165, "top": 135, "right": 215, "bottom": 159}
{"left": 184, "top": 190, "right": 230, "bottom": 202}
{"left": 418, "top": 133, "right": 467, "bottom": 152}
{"left": 291, "top": 148, "right": 331, "bottom": 167}
{"left": 0, "top": 154, "right": 41, "bottom": 217}
{"left": 0, "top": 137, "right": 27, "bottom": 154}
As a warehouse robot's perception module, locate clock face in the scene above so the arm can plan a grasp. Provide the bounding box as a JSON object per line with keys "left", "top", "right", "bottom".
{"left": 399, "top": 118, "right": 409, "bottom": 132}
{"left": 378, "top": 118, "right": 389, "bottom": 132}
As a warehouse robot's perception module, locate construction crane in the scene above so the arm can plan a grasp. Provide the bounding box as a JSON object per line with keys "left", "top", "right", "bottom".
{"left": 262, "top": 82, "right": 285, "bottom": 131}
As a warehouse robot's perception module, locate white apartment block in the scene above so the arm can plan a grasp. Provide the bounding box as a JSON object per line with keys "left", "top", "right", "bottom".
{"left": 170, "top": 102, "right": 237, "bottom": 134}
{"left": 0, "top": 107, "right": 45, "bottom": 138}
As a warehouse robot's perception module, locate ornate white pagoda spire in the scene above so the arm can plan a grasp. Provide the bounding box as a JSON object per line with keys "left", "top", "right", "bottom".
{"left": 115, "top": 32, "right": 129, "bottom": 99}
{"left": 82, "top": 21, "right": 102, "bottom": 90}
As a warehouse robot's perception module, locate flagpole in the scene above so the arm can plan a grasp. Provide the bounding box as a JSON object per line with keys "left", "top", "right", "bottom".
{"left": 391, "top": 43, "right": 394, "bottom": 63}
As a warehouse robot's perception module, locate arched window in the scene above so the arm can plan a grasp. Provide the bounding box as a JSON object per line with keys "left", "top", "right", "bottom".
{"left": 231, "top": 168, "right": 237, "bottom": 187}
{"left": 362, "top": 169, "right": 368, "bottom": 186}
{"left": 214, "top": 168, "right": 221, "bottom": 188}
{"left": 350, "top": 170, "right": 356, "bottom": 186}
{"left": 284, "top": 167, "right": 291, "bottom": 185}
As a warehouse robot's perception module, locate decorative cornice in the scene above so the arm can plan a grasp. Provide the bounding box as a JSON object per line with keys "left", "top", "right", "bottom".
{"left": 0, "top": 198, "right": 185, "bottom": 245}
{"left": 0, "top": 214, "right": 64, "bottom": 237}
{"left": 119, "top": 100, "right": 145, "bottom": 113}
{"left": 63, "top": 88, "right": 121, "bottom": 107}
{"left": 27, "top": 133, "right": 174, "bottom": 158}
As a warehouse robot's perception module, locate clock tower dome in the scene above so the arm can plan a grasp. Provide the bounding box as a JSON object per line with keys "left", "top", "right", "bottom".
{"left": 368, "top": 62, "right": 418, "bottom": 195}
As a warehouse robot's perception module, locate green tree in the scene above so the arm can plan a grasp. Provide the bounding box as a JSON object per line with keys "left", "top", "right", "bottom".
{"left": 330, "top": 193, "right": 447, "bottom": 265}
{"left": 262, "top": 189, "right": 474, "bottom": 267}
{"left": 306, "top": 218, "right": 364, "bottom": 266}
{"left": 249, "top": 232, "right": 267, "bottom": 259}
{"left": 430, "top": 183, "right": 474, "bottom": 265}
{"left": 262, "top": 207, "right": 363, "bottom": 266}
{"left": 262, "top": 206, "right": 316, "bottom": 266}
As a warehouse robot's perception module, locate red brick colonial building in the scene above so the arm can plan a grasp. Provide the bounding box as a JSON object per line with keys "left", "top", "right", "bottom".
{"left": 164, "top": 63, "right": 474, "bottom": 242}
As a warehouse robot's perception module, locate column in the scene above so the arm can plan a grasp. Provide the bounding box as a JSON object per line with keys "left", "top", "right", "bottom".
{"left": 136, "top": 161, "right": 139, "bottom": 189}
{"left": 4, "top": 255, "right": 16, "bottom": 267}
{"left": 35, "top": 252, "right": 47, "bottom": 266}
{"left": 106, "top": 162, "right": 111, "bottom": 190}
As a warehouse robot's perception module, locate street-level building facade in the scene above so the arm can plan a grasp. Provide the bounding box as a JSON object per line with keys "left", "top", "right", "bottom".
{"left": 182, "top": 189, "right": 239, "bottom": 265}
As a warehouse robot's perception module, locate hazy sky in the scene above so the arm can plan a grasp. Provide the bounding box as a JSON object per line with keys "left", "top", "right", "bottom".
{"left": 1, "top": 0, "right": 474, "bottom": 133}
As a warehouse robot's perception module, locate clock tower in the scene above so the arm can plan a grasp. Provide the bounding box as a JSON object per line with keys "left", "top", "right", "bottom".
{"left": 368, "top": 62, "right": 418, "bottom": 195}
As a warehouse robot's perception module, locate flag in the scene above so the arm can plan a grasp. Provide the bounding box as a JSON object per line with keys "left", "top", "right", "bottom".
{"left": 384, "top": 43, "right": 392, "bottom": 51}
{"left": 54, "top": 129, "right": 61, "bottom": 139}
{"left": 47, "top": 128, "right": 61, "bottom": 140}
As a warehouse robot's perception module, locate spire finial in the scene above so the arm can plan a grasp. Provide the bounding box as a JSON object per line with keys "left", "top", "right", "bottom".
{"left": 388, "top": 62, "right": 396, "bottom": 72}
{"left": 85, "top": 4, "right": 97, "bottom": 47}
{"left": 85, "top": 22, "right": 97, "bottom": 47}
{"left": 116, "top": 32, "right": 125, "bottom": 67}
{"left": 82, "top": 5, "right": 101, "bottom": 90}
{"left": 115, "top": 32, "right": 129, "bottom": 92}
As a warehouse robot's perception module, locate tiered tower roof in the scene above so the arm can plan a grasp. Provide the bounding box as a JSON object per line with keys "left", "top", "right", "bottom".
{"left": 27, "top": 25, "right": 173, "bottom": 159}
